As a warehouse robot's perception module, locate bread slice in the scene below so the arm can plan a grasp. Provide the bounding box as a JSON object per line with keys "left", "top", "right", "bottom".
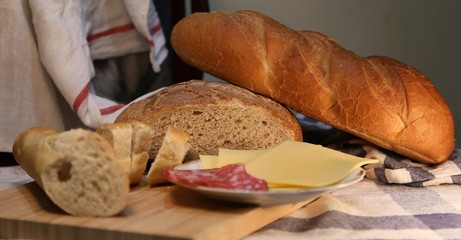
{"left": 130, "top": 122, "right": 155, "bottom": 184}
{"left": 96, "top": 123, "right": 132, "bottom": 177}
{"left": 12, "top": 127, "right": 129, "bottom": 217}
{"left": 115, "top": 80, "right": 303, "bottom": 160}
{"left": 96, "top": 122, "right": 154, "bottom": 185}
{"left": 146, "top": 126, "right": 190, "bottom": 185}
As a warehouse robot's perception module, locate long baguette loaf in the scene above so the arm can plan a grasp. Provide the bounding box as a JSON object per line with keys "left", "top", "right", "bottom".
{"left": 170, "top": 10, "right": 455, "bottom": 164}
{"left": 12, "top": 127, "right": 129, "bottom": 217}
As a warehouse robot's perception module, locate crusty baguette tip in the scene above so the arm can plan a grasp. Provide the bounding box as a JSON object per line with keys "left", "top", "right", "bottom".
{"left": 12, "top": 126, "right": 129, "bottom": 217}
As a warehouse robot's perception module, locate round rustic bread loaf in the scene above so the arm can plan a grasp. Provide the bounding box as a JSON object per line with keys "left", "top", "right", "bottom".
{"left": 115, "top": 80, "right": 302, "bottom": 160}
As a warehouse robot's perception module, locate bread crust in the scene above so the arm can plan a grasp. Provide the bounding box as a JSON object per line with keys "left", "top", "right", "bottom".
{"left": 170, "top": 11, "right": 455, "bottom": 164}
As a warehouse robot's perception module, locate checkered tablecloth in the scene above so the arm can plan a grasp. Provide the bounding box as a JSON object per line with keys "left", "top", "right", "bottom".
{"left": 246, "top": 139, "right": 461, "bottom": 240}
{"left": 247, "top": 177, "right": 461, "bottom": 240}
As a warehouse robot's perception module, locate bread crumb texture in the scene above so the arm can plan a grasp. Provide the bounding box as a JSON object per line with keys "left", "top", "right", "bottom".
{"left": 157, "top": 106, "right": 289, "bottom": 158}
{"left": 42, "top": 129, "right": 128, "bottom": 217}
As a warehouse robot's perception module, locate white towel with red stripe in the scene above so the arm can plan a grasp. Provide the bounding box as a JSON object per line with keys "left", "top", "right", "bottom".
{"left": 29, "top": 0, "right": 167, "bottom": 128}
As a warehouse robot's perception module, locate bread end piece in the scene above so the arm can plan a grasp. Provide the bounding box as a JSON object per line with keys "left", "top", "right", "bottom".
{"left": 13, "top": 127, "right": 129, "bottom": 217}
{"left": 146, "top": 126, "right": 190, "bottom": 185}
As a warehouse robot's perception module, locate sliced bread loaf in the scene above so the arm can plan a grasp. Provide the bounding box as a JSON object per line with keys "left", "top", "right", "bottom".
{"left": 115, "top": 80, "right": 302, "bottom": 160}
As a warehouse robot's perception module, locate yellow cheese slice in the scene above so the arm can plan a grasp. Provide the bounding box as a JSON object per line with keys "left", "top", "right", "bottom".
{"left": 199, "top": 155, "right": 219, "bottom": 169}
{"left": 245, "top": 141, "right": 378, "bottom": 188}
{"left": 217, "top": 148, "right": 269, "bottom": 167}
{"left": 199, "top": 141, "right": 377, "bottom": 189}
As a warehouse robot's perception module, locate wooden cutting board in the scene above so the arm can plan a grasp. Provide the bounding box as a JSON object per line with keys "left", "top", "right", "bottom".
{"left": 0, "top": 181, "right": 311, "bottom": 240}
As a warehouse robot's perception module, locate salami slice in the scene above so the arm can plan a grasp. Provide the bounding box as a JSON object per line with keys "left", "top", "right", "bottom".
{"left": 164, "top": 163, "right": 269, "bottom": 191}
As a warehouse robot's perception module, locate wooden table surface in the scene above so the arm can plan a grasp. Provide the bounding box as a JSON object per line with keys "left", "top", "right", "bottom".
{"left": 0, "top": 165, "right": 311, "bottom": 240}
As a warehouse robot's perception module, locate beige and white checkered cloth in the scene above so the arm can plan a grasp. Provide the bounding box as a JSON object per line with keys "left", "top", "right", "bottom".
{"left": 248, "top": 177, "right": 461, "bottom": 240}
{"left": 332, "top": 139, "right": 461, "bottom": 187}
{"left": 248, "top": 139, "right": 461, "bottom": 240}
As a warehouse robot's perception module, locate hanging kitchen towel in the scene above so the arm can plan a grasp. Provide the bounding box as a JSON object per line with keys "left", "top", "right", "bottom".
{"left": 29, "top": 0, "right": 167, "bottom": 128}
{"left": 330, "top": 139, "right": 461, "bottom": 187}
